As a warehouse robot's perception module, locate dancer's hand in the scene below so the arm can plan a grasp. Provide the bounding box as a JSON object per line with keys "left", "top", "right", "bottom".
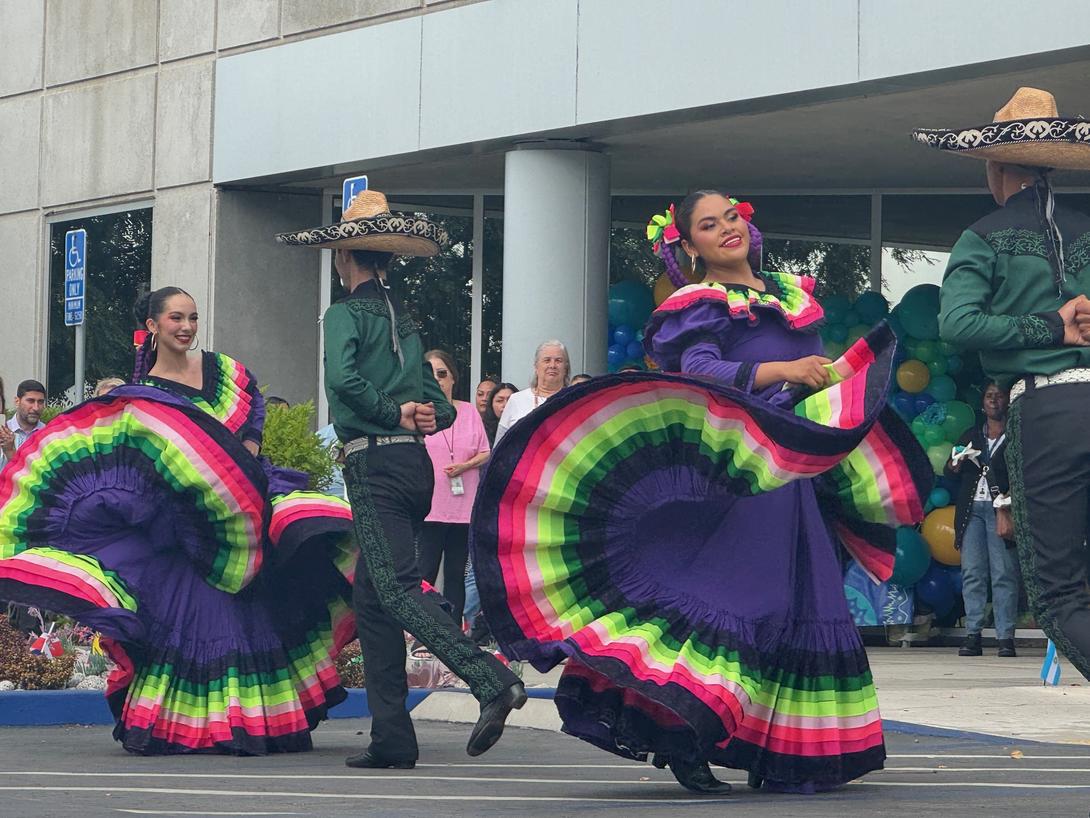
{"left": 1058, "top": 295, "right": 1090, "bottom": 346}
{"left": 414, "top": 402, "right": 438, "bottom": 435}
{"left": 243, "top": 440, "right": 260, "bottom": 458}
{"left": 996, "top": 507, "right": 1014, "bottom": 540}
{"left": 399, "top": 401, "right": 419, "bottom": 432}
{"left": 777, "top": 356, "right": 833, "bottom": 389}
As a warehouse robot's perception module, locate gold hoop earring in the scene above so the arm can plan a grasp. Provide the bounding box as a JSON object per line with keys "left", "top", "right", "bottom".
{"left": 690, "top": 254, "right": 698, "bottom": 273}
{"left": 189, "top": 335, "right": 199, "bottom": 352}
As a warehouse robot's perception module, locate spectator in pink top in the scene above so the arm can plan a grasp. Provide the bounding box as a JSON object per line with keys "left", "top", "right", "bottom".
{"left": 419, "top": 350, "right": 491, "bottom": 626}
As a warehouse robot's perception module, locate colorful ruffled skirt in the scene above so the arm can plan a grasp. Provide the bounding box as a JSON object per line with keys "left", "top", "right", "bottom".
{"left": 471, "top": 326, "right": 930, "bottom": 789}
{"left": 0, "top": 386, "right": 357, "bottom": 754}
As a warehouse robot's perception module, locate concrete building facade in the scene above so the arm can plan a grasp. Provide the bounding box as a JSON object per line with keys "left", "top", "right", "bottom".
{"left": 3, "top": 0, "right": 1090, "bottom": 411}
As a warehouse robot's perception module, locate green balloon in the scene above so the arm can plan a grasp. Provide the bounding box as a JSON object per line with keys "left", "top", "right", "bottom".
{"left": 929, "top": 374, "right": 957, "bottom": 402}
{"left": 927, "top": 443, "right": 950, "bottom": 475}
{"left": 943, "top": 400, "right": 976, "bottom": 436}
{"left": 848, "top": 323, "right": 871, "bottom": 343}
{"left": 927, "top": 357, "right": 948, "bottom": 377}
{"left": 923, "top": 426, "right": 946, "bottom": 446}
{"left": 915, "top": 340, "right": 939, "bottom": 364}
{"left": 824, "top": 341, "right": 847, "bottom": 360}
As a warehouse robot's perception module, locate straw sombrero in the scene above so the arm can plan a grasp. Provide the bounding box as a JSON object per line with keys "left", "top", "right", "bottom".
{"left": 275, "top": 189, "right": 447, "bottom": 256}
{"left": 912, "top": 87, "right": 1090, "bottom": 170}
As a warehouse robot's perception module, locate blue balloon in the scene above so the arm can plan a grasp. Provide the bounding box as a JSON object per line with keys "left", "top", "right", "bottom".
{"left": 625, "top": 340, "right": 643, "bottom": 360}
{"left": 914, "top": 393, "right": 936, "bottom": 415}
{"left": 928, "top": 487, "right": 951, "bottom": 508}
{"left": 607, "top": 344, "right": 626, "bottom": 368}
{"left": 854, "top": 291, "right": 890, "bottom": 324}
{"left": 613, "top": 325, "right": 634, "bottom": 346}
{"left": 943, "top": 564, "right": 963, "bottom": 596}
{"left": 915, "top": 561, "right": 956, "bottom": 616}
{"left": 893, "top": 393, "right": 916, "bottom": 417}
{"left": 608, "top": 280, "right": 655, "bottom": 329}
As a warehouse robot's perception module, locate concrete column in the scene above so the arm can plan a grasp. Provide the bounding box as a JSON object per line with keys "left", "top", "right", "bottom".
{"left": 501, "top": 143, "right": 610, "bottom": 383}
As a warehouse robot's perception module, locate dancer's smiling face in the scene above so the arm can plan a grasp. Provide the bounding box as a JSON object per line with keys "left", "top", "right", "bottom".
{"left": 147, "top": 293, "right": 199, "bottom": 355}
{"left": 681, "top": 194, "right": 751, "bottom": 270}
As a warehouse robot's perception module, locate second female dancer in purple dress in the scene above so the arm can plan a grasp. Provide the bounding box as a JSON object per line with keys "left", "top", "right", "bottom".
{"left": 472, "top": 190, "right": 931, "bottom": 794}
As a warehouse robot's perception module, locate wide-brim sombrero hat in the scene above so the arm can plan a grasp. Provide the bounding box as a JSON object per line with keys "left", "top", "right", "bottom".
{"left": 912, "top": 87, "right": 1090, "bottom": 170}
{"left": 275, "top": 189, "right": 447, "bottom": 257}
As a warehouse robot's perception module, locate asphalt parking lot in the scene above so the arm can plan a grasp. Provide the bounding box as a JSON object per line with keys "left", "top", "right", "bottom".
{"left": 2, "top": 718, "right": 1089, "bottom": 818}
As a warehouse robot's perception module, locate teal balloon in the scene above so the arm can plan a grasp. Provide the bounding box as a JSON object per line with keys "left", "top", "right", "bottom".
{"left": 887, "top": 311, "right": 907, "bottom": 339}
{"left": 914, "top": 340, "right": 939, "bottom": 364}
{"left": 854, "top": 291, "right": 889, "bottom": 324}
{"left": 927, "top": 357, "right": 948, "bottom": 377}
{"left": 940, "top": 341, "right": 959, "bottom": 356}
{"left": 945, "top": 354, "right": 963, "bottom": 375}
{"left": 897, "top": 284, "right": 941, "bottom": 340}
{"left": 826, "top": 323, "right": 849, "bottom": 343}
{"left": 891, "top": 527, "right": 931, "bottom": 587}
{"left": 608, "top": 280, "right": 655, "bottom": 329}
{"left": 929, "top": 487, "right": 952, "bottom": 508}
{"left": 929, "top": 374, "right": 957, "bottom": 402}
{"left": 823, "top": 294, "right": 852, "bottom": 325}
{"left": 842, "top": 309, "right": 860, "bottom": 327}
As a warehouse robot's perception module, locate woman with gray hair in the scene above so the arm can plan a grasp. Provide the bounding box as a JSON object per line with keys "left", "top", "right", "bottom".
{"left": 494, "top": 340, "right": 570, "bottom": 443}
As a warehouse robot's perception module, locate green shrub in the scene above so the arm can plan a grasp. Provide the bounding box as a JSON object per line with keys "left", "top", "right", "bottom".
{"left": 260, "top": 401, "right": 335, "bottom": 491}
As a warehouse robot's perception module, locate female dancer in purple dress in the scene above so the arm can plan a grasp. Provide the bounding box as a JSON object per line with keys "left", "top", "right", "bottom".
{"left": 472, "top": 191, "right": 929, "bottom": 794}
{"left": 0, "top": 286, "right": 357, "bottom": 754}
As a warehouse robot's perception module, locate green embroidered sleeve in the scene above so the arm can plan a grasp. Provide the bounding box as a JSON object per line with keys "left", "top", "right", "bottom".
{"left": 323, "top": 303, "right": 402, "bottom": 431}
{"left": 939, "top": 230, "right": 1064, "bottom": 350}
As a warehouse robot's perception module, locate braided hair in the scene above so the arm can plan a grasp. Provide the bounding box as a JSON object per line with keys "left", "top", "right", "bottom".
{"left": 131, "top": 286, "right": 191, "bottom": 382}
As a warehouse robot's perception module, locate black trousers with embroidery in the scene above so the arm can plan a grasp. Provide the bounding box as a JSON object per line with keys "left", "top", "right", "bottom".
{"left": 344, "top": 442, "right": 519, "bottom": 760}
{"left": 1008, "top": 381, "right": 1090, "bottom": 680}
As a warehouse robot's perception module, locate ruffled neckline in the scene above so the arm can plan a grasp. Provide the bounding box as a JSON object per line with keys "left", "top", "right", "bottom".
{"left": 653, "top": 272, "right": 824, "bottom": 331}
{"left": 143, "top": 351, "right": 255, "bottom": 434}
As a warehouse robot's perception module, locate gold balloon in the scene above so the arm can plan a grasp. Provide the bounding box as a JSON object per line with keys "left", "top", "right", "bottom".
{"left": 922, "top": 505, "right": 960, "bottom": 566}
{"left": 896, "top": 359, "right": 931, "bottom": 394}
{"left": 653, "top": 268, "right": 701, "bottom": 306}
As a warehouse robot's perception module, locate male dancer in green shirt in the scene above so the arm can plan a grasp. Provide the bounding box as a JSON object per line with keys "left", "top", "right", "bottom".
{"left": 278, "top": 189, "right": 525, "bottom": 768}
{"left": 914, "top": 87, "right": 1090, "bottom": 678}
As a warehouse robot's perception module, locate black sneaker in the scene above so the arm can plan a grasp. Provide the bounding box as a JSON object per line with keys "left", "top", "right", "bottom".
{"left": 959, "top": 633, "right": 982, "bottom": 656}
{"left": 997, "top": 639, "right": 1017, "bottom": 658}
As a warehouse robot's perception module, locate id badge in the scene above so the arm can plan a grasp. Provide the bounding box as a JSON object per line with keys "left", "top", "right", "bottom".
{"left": 449, "top": 474, "right": 465, "bottom": 496}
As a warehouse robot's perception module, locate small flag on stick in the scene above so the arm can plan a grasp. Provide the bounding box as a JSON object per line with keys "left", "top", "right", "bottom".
{"left": 1040, "top": 640, "right": 1061, "bottom": 686}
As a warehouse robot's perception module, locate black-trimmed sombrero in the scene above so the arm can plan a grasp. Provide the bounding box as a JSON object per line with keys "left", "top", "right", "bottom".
{"left": 912, "top": 87, "right": 1090, "bottom": 170}
{"left": 275, "top": 189, "right": 447, "bottom": 257}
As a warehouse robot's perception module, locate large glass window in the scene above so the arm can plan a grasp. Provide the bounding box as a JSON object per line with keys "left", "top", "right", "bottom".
{"left": 47, "top": 208, "right": 152, "bottom": 401}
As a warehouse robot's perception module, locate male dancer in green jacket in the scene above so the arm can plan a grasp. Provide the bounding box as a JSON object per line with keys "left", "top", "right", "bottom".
{"left": 914, "top": 87, "right": 1090, "bottom": 678}
{"left": 278, "top": 188, "right": 525, "bottom": 768}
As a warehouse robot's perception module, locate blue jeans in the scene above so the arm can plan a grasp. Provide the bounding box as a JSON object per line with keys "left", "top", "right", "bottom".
{"left": 463, "top": 561, "right": 481, "bottom": 626}
{"left": 961, "top": 500, "right": 1020, "bottom": 639}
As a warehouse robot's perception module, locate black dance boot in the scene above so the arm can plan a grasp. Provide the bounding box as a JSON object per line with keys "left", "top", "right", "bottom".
{"left": 959, "top": 632, "right": 982, "bottom": 656}
{"left": 747, "top": 770, "right": 764, "bottom": 789}
{"left": 666, "top": 757, "right": 733, "bottom": 794}
{"left": 466, "top": 681, "right": 527, "bottom": 756}
{"left": 997, "top": 638, "right": 1017, "bottom": 658}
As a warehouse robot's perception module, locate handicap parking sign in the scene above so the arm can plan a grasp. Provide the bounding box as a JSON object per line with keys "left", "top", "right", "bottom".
{"left": 342, "top": 175, "right": 368, "bottom": 211}
{"left": 64, "top": 229, "right": 86, "bottom": 326}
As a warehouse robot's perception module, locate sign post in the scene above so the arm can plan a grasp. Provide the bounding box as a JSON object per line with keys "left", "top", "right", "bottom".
{"left": 64, "top": 229, "right": 87, "bottom": 399}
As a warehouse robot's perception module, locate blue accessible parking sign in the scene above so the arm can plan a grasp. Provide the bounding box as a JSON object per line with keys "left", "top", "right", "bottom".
{"left": 64, "top": 229, "right": 86, "bottom": 326}
{"left": 342, "top": 175, "right": 368, "bottom": 211}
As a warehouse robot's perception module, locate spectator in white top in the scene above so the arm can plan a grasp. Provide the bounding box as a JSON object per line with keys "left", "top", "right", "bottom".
{"left": 495, "top": 340, "right": 570, "bottom": 444}
{"left": 0, "top": 379, "right": 47, "bottom": 470}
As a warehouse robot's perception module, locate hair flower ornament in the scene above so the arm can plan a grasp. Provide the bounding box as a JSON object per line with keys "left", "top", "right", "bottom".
{"left": 731, "top": 198, "right": 755, "bottom": 222}
{"left": 646, "top": 204, "right": 680, "bottom": 252}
